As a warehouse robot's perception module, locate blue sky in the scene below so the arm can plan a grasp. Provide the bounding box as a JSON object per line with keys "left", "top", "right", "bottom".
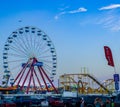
{"left": 0, "top": 0, "right": 120, "bottom": 85}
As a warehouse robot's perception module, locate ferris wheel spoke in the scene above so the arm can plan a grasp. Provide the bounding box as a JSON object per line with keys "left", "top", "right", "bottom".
{"left": 30, "top": 32, "right": 37, "bottom": 51}
{"left": 37, "top": 55, "right": 52, "bottom": 59}
{"left": 38, "top": 49, "right": 51, "bottom": 56}
{"left": 11, "top": 37, "right": 29, "bottom": 54}
{"left": 9, "top": 45, "right": 29, "bottom": 57}
{"left": 35, "top": 40, "right": 46, "bottom": 53}
{"left": 33, "top": 32, "right": 38, "bottom": 51}
{"left": 43, "top": 63, "right": 52, "bottom": 71}
{"left": 8, "top": 58, "right": 27, "bottom": 63}
{"left": 32, "top": 33, "right": 42, "bottom": 54}
{"left": 28, "top": 34, "right": 37, "bottom": 54}
{"left": 26, "top": 33, "right": 33, "bottom": 51}
{"left": 40, "top": 42, "right": 48, "bottom": 51}
{"left": 12, "top": 35, "right": 28, "bottom": 52}
{"left": 44, "top": 66, "right": 52, "bottom": 74}
{"left": 19, "top": 33, "right": 30, "bottom": 53}
{"left": 20, "top": 32, "right": 32, "bottom": 53}
{"left": 34, "top": 38, "right": 44, "bottom": 53}
{"left": 8, "top": 53, "right": 28, "bottom": 58}
{"left": 39, "top": 59, "right": 53, "bottom": 63}
{"left": 29, "top": 33, "right": 33, "bottom": 50}
{"left": 9, "top": 63, "right": 21, "bottom": 71}
{"left": 42, "top": 68, "right": 54, "bottom": 79}
{"left": 37, "top": 36, "right": 49, "bottom": 49}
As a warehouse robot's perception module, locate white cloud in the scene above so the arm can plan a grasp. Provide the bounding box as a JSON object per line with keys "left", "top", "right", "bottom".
{"left": 99, "top": 4, "right": 120, "bottom": 10}
{"left": 54, "top": 12, "right": 66, "bottom": 20}
{"left": 68, "top": 7, "right": 87, "bottom": 14}
{"left": 54, "top": 7, "right": 87, "bottom": 20}
{"left": 58, "top": 6, "right": 69, "bottom": 11}
{"left": 97, "top": 10, "right": 120, "bottom": 31}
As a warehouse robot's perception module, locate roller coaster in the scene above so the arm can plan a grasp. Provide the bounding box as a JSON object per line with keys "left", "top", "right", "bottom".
{"left": 59, "top": 71, "right": 115, "bottom": 94}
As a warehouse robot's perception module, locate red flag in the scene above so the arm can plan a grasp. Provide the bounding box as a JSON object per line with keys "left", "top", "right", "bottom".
{"left": 104, "top": 46, "right": 114, "bottom": 67}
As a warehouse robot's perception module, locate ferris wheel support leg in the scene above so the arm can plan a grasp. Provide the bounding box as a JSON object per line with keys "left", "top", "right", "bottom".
{"left": 26, "top": 66, "right": 34, "bottom": 94}
{"left": 33, "top": 69, "right": 43, "bottom": 91}
{"left": 16, "top": 67, "right": 26, "bottom": 86}
{"left": 40, "top": 67, "right": 58, "bottom": 94}
{"left": 20, "top": 66, "right": 32, "bottom": 90}
{"left": 14, "top": 62, "right": 29, "bottom": 85}
{"left": 32, "top": 74, "right": 37, "bottom": 91}
{"left": 38, "top": 67, "right": 50, "bottom": 92}
{"left": 14, "top": 70, "right": 23, "bottom": 84}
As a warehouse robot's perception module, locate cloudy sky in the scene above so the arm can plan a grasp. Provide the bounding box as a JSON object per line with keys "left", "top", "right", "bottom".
{"left": 0, "top": 0, "right": 120, "bottom": 85}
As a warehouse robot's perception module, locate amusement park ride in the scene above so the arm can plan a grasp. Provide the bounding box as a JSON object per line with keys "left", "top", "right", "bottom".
{"left": 1, "top": 26, "right": 58, "bottom": 94}
{"left": 0, "top": 69, "right": 115, "bottom": 95}
{"left": 0, "top": 26, "right": 116, "bottom": 95}
{"left": 59, "top": 69, "right": 115, "bottom": 95}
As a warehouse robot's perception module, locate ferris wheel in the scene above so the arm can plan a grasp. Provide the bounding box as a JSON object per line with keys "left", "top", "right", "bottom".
{"left": 2, "top": 26, "right": 58, "bottom": 93}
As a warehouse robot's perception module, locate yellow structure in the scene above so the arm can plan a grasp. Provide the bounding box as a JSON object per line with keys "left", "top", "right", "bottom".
{"left": 59, "top": 71, "right": 114, "bottom": 94}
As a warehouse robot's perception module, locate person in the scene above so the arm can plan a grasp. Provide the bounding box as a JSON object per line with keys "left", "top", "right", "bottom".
{"left": 94, "top": 97, "right": 101, "bottom": 107}
{"left": 80, "top": 97, "right": 86, "bottom": 107}
{"left": 99, "top": 98, "right": 104, "bottom": 107}
{"left": 104, "top": 98, "right": 111, "bottom": 107}
{"left": 111, "top": 99, "right": 114, "bottom": 107}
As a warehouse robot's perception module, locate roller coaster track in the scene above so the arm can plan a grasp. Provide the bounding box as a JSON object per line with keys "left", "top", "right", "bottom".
{"left": 97, "top": 79, "right": 114, "bottom": 90}
{"left": 85, "top": 74, "right": 110, "bottom": 93}
{"left": 60, "top": 73, "right": 111, "bottom": 93}
{"left": 60, "top": 75, "right": 77, "bottom": 85}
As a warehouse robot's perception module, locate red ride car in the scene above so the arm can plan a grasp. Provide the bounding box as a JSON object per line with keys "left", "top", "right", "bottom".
{"left": 3, "top": 100, "right": 16, "bottom": 107}
{"left": 48, "top": 96, "right": 64, "bottom": 107}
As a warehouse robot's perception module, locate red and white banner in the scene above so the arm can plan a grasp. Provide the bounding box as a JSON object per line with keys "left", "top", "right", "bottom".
{"left": 104, "top": 46, "right": 114, "bottom": 67}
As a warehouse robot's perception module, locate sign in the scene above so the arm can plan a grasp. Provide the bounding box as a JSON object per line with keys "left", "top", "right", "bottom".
{"left": 113, "top": 74, "right": 119, "bottom": 82}
{"left": 115, "top": 81, "right": 119, "bottom": 90}
{"left": 104, "top": 46, "right": 114, "bottom": 67}
{"left": 62, "top": 91, "right": 77, "bottom": 97}
{"left": 33, "top": 62, "right": 43, "bottom": 66}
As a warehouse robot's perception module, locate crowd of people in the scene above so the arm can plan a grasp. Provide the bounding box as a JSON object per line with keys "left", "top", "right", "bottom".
{"left": 94, "top": 97, "right": 112, "bottom": 107}
{"left": 79, "top": 97, "right": 114, "bottom": 107}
